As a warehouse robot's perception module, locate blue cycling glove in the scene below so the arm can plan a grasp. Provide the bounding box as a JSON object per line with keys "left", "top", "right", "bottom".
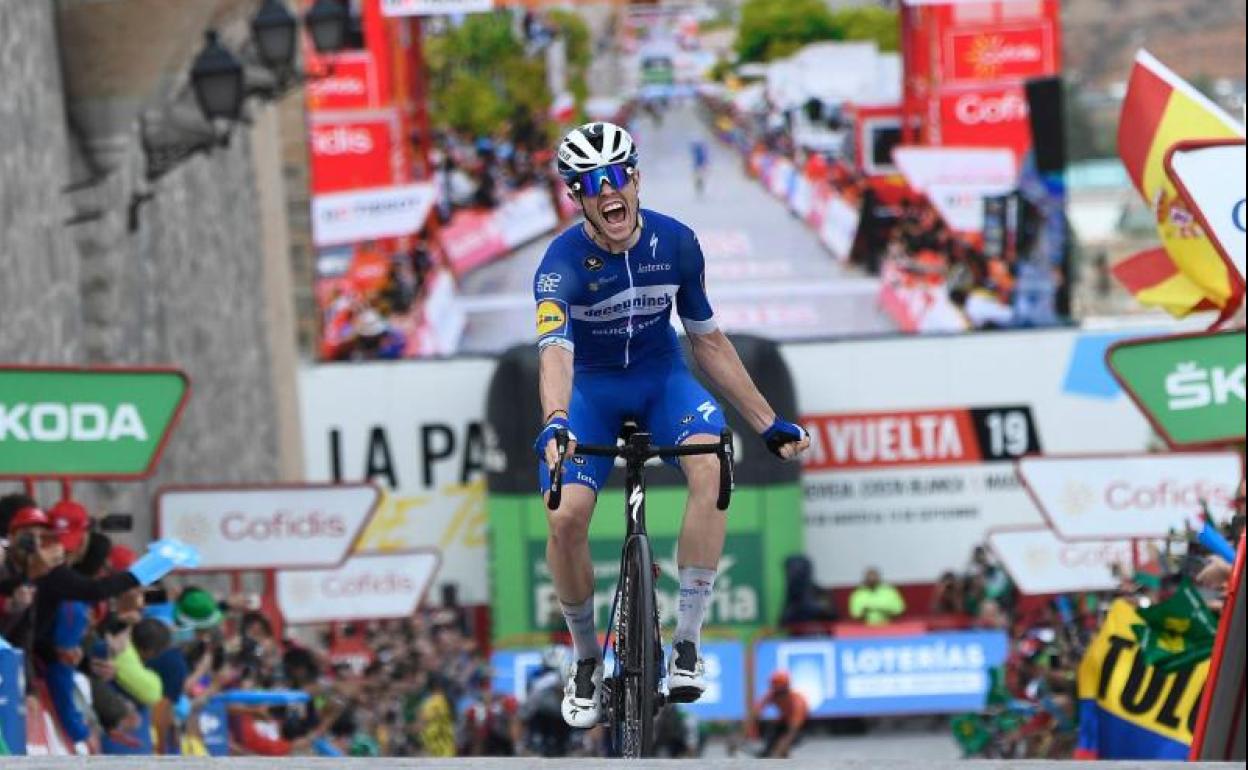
{"left": 534, "top": 416, "right": 576, "bottom": 460}
{"left": 762, "top": 416, "right": 807, "bottom": 459}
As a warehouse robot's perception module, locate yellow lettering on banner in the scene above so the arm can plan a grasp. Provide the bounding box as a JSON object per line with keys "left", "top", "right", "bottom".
{"left": 1076, "top": 599, "right": 1210, "bottom": 745}
{"left": 440, "top": 480, "right": 488, "bottom": 549}
{"left": 354, "top": 481, "right": 488, "bottom": 553}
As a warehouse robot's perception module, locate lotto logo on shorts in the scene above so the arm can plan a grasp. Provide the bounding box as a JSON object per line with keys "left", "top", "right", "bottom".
{"left": 536, "top": 299, "right": 568, "bottom": 337}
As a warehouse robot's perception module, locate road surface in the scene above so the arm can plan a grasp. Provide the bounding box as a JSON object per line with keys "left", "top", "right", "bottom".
{"left": 455, "top": 101, "right": 895, "bottom": 355}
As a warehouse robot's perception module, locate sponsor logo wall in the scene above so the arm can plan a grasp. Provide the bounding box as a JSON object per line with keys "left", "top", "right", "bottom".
{"left": 311, "top": 183, "right": 437, "bottom": 248}
{"left": 754, "top": 631, "right": 1009, "bottom": 717}
{"left": 439, "top": 186, "right": 560, "bottom": 279}
{"left": 308, "top": 114, "right": 401, "bottom": 194}
{"left": 298, "top": 326, "right": 1179, "bottom": 600}
{"left": 786, "top": 328, "right": 1161, "bottom": 586}
{"left": 299, "top": 359, "right": 496, "bottom": 603}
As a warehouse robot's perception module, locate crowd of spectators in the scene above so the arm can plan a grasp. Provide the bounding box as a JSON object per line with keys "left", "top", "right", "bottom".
{"left": 699, "top": 91, "right": 1057, "bottom": 332}
{"left": 773, "top": 487, "right": 1244, "bottom": 760}
{"left": 319, "top": 240, "right": 436, "bottom": 362}
{"left": 0, "top": 491, "right": 566, "bottom": 758}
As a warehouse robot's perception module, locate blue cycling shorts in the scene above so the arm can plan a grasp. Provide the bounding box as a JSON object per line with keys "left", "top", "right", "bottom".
{"left": 537, "top": 357, "right": 727, "bottom": 495}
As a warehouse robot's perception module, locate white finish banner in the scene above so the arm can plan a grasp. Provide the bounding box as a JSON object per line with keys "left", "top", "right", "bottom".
{"left": 987, "top": 527, "right": 1132, "bottom": 595}
{"left": 299, "top": 359, "right": 496, "bottom": 603}
{"left": 1167, "top": 142, "right": 1246, "bottom": 281}
{"left": 789, "top": 327, "right": 1162, "bottom": 586}
{"left": 892, "top": 147, "right": 1017, "bottom": 191}
{"left": 381, "top": 0, "right": 493, "bottom": 17}
{"left": 277, "top": 550, "right": 441, "bottom": 624}
{"left": 311, "top": 183, "right": 436, "bottom": 247}
{"left": 155, "top": 484, "right": 381, "bottom": 571}
{"left": 1017, "top": 452, "right": 1243, "bottom": 540}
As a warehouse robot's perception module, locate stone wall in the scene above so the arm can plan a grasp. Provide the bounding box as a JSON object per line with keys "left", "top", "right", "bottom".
{"left": 0, "top": 0, "right": 299, "bottom": 538}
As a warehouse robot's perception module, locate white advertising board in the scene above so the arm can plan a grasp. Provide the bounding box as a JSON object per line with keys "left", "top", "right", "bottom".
{"left": 299, "top": 359, "right": 496, "bottom": 603}
{"left": 892, "top": 147, "right": 1017, "bottom": 191}
{"left": 1167, "top": 142, "right": 1246, "bottom": 282}
{"left": 311, "top": 183, "right": 436, "bottom": 247}
{"left": 381, "top": 0, "right": 493, "bottom": 16}
{"left": 787, "top": 327, "right": 1162, "bottom": 586}
{"left": 276, "top": 550, "right": 440, "bottom": 624}
{"left": 1017, "top": 452, "right": 1243, "bottom": 540}
{"left": 155, "top": 484, "right": 380, "bottom": 571}
{"left": 986, "top": 527, "right": 1133, "bottom": 595}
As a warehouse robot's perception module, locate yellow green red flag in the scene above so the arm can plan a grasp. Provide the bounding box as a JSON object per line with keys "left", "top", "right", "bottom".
{"left": 1116, "top": 51, "right": 1245, "bottom": 316}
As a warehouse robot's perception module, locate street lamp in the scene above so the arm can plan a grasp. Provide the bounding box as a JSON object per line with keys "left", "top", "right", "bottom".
{"left": 190, "top": 31, "right": 244, "bottom": 122}
{"left": 251, "top": 0, "right": 298, "bottom": 72}
{"left": 305, "top": 0, "right": 349, "bottom": 55}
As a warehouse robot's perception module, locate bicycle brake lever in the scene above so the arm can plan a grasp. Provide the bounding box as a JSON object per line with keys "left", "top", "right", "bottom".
{"left": 716, "top": 429, "right": 734, "bottom": 511}
{"left": 547, "top": 430, "right": 570, "bottom": 511}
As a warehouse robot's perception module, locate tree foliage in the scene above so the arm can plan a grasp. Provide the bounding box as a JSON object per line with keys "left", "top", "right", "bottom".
{"left": 830, "top": 6, "right": 899, "bottom": 52}
{"left": 426, "top": 12, "right": 587, "bottom": 138}
{"left": 734, "top": 0, "right": 841, "bottom": 63}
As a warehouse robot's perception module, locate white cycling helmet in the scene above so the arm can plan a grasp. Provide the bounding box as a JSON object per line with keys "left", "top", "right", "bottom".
{"left": 557, "top": 122, "right": 639, "bottom": 186}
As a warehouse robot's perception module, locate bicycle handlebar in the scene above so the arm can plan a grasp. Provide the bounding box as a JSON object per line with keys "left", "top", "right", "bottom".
{"left": 546, "top": 429, "right": 735, "bottom": 512}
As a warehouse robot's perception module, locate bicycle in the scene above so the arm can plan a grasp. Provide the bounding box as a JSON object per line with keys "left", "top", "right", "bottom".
{"left": 546, "top": 425, "right": 734, "bottom": 758}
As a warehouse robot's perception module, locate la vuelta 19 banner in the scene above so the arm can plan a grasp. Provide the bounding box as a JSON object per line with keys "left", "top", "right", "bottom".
{"left": 789, "top": 327, "right": 1163, "bottom": 587}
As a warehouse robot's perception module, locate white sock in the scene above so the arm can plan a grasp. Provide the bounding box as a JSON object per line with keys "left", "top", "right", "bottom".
{"left": 560, "top": 596, "right": 601, "bottom": 662}
{"left": 674, "top": 567, "right": 716, "bottom": 649}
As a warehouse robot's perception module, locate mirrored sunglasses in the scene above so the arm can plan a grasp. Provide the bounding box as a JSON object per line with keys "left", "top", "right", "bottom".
{"left": 570, "top": 164, "right": 633, "bottom": 197}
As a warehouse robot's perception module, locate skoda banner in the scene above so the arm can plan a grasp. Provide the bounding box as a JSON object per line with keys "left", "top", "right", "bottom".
{"left": 491, "top": 640, "right": 747, "bottom": 721}
{"left": 1017, "top": 452, "right": 1242, "bottom": 540}
{"left": 753, "top": 631, "right": 1009, "bottom": 718}
{"left": 1107, "top": 331, "right": 1246, "bottom": 448}
{"left": 0, "top": 366, "right": 189, "bottom": 479}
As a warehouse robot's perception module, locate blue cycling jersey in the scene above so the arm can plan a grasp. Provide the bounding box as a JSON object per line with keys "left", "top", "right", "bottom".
{"left": 533, "top": 209, "right": 717, "bottom": 371}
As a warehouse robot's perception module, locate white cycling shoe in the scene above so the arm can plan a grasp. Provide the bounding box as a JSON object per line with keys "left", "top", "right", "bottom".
{"left": 667, "top": 639, "right": 707, "bottom": 704}
{"left": 562, "top": 657, "right": 604, "bottom": 728}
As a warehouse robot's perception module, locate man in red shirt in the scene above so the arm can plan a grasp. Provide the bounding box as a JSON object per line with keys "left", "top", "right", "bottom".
{"left": 747, "top": 671, "right": 809, "bottom": 758}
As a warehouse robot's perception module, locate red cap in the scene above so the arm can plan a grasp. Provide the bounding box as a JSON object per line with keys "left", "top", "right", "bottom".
{"left": 8, "top": 506, "right": 53, "bottom": 536}
{"left": 49, "top": 500, "right": 91, "bottom": 552}
{"left": 770, "top": 671, "right": 790, "bottom": 689}
{"left": 109, "top": 544, "right": 138, "bottom": 572}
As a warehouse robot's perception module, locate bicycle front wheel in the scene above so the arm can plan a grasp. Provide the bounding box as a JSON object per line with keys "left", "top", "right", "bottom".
{"left": 614, "top": 534, "right": 659, "bottom": 758}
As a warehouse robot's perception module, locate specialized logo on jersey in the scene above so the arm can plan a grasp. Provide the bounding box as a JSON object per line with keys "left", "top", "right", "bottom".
{"left": 536, "top": 272, "right": 562, "bottom": 294}
{"left": 697, "top": 401, "right": 718, "bottom": 421}
{"left": 650, "top": 233, "right": 660, "bottom": 259}
{"left": 584, "top": 255, "right": 605, "bottom": 271}
{"left": 536, "top": 299, "right": 568, "bottom": 337}
{"left": 571, "top": 285, "right": 679, "bottom": 322}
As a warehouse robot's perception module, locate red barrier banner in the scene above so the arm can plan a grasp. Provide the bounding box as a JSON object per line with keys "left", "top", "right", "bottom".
{"left": 938, "top": 83, "right": 1032, "bottom": 160}
{"left": 308, "top": 114, "right": 399, "bottom": 195}
{"left": 306, "top": 52, "right": 383, "bottom": 112}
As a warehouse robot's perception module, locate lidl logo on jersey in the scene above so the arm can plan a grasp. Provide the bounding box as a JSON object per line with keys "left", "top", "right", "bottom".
{"left": 536, "top": 299, "right": 568, "bottom": 337}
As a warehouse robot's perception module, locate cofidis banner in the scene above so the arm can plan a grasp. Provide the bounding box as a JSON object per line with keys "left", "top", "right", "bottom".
{"left": 1076, "top": 599, "right": 1210, "bottom": 760}
{"left": 753, "top": 631, "right": 1008, "bottom": 717}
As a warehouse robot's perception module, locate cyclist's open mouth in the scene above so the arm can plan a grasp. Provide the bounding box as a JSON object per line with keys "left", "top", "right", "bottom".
{"left": 601, "top": 199, "right": 628, "bottom": 227}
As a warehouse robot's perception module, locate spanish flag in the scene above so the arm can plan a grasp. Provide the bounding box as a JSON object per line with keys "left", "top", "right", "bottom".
{"left": 1117, "top": 51, "right": 1245, "bottom": 316}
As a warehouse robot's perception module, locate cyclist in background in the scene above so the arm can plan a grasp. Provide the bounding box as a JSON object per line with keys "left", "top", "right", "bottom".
{"left": 534, "top": 121, "right": 810, "bottom": 728}
{"left": 747, "top": 671, "right": 808, "bottom": 759}
{"left": 690, "top": 140, "right": 709, "bottom": 197}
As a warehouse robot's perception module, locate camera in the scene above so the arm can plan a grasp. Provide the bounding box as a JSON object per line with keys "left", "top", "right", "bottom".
{"left": 96, "top": 513, "right": 134, "bottom": 533}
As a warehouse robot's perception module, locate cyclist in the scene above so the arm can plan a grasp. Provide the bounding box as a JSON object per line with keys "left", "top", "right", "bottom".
{"left": 690, "top": 140, "right": 708, "bottom": 197}
{"left": 534, "top": 121, "right": 810, "bottom": 728}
